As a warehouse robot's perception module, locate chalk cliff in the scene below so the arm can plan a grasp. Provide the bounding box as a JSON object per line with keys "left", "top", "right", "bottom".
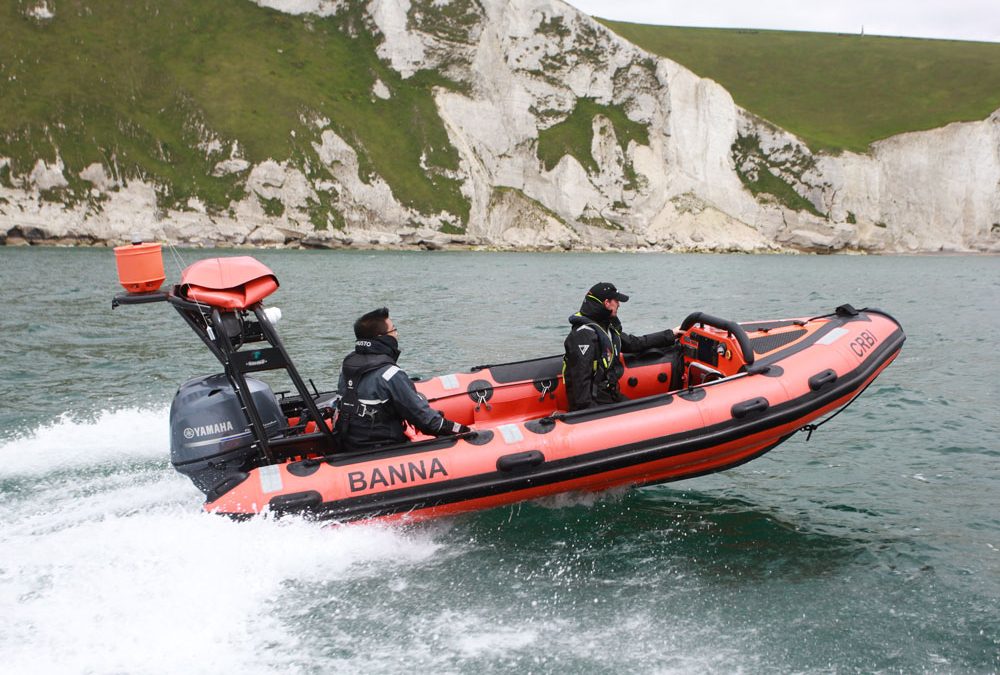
{"left": 1, "top": 0, "right": 997, "bottom": 253}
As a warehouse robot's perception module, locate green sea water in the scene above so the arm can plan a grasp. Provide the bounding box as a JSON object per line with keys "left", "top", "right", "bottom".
{"left": 0, "top": 247, "right": 997, "bottom": 673}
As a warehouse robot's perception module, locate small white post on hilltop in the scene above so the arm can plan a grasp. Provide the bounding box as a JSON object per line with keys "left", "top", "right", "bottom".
{"left": 861, "top": 25, "right": 865, "bottom": 36}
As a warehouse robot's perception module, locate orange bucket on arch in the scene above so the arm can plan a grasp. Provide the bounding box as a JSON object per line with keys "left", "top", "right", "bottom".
{"left": 114, "top": 241, "right": 166, "bottom": 294}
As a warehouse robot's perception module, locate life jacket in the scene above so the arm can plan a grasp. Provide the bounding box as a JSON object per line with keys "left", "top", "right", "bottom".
{"left": 335, "top": 350, "right": 400, "bottom": 446}
{"left": 563, "top": 312, "right": 625, "bottom": 393}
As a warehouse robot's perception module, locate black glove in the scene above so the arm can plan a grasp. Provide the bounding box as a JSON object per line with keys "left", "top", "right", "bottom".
{"left": 442, "top": 421, "right": 472, "bottom": 435}
{"left": 646, "top": 329, "right": 676, "bottom": 348}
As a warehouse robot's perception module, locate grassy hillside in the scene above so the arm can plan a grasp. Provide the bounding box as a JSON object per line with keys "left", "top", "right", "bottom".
{"left": 600, "top": 21, "right": 1000, "bottom": 153}
{"left": 0, "top": 0, "right": 468, "bottom": 223}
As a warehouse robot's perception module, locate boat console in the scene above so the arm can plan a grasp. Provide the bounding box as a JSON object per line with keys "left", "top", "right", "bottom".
{"left": 677, "top": 312, "right": 755, "bottom": 386}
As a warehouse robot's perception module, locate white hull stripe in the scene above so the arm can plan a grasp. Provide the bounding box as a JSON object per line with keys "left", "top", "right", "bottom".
{"left": 440, "top": 374, "right": 460, "bottom": 390}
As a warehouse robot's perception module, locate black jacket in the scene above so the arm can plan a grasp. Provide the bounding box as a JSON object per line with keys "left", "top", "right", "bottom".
{"left": 336, "top": 336, "right": 463, "bottom": 451}
{"left": 562, "top": 297, "right": 674, "bottom": 411}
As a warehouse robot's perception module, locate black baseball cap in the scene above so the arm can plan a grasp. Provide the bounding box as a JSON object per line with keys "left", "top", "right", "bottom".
{"left": 587, "top": 282, "right": 629, "bottom": 303}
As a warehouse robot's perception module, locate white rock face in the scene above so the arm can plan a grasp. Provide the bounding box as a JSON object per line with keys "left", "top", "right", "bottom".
{"left": 29, "top": 159, "right": 69, "bottom": 191}
{"left": 246, "top": 160, "right": 316, "bottom": 210}
{"left": 251, "top": 0, "right": 344, "bottom": 16}
{"left": 370, "top": 0, "right": 426, "bottom": 78}
{"left": 479, "top": 188, "right": 580, "bottom": 249}
{"left": 372, "top": 79, "right": 392, "bottom": 99}
{"left": 212, "top": 158, "right": 251, "bottom": 176}
{"left": 427, "top": 0, "right": 799, "bottom": 249}
{"left": 25, "top": 2, "right": 54, "bottom": 20}
{"left": 79, "top": 163, "right": 116, "bottom": 191}
{"left": 820, "top": 114, "right": 1000, "bottom": 251}
{"left": 313, "top": 129, "right": 411, "bottom": 227}
{"left": 2, "top": 0, "right": 997, "bottom": 252}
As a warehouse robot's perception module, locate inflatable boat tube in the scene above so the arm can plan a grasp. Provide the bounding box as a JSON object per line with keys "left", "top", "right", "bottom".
{"left": 203, "top": 306, "right": 905, "bottom": 523}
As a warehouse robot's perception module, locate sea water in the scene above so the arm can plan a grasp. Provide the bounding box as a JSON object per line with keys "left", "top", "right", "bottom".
{"left": 0, "top": 247, "right": 997, "bottom": 673}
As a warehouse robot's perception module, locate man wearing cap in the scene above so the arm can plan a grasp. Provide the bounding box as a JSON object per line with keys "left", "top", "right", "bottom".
{"left": 336, "top": 307, "right": 470, "bottom": 451}
{"left": 562, "top": 283, "right": 676, "bottom": 411}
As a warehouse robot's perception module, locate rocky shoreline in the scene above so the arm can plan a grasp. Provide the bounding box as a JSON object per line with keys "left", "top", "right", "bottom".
{"left": 3, "top": 171, "right": 997, "bottom": 254}
{"left": 5, "top": 173, "right": 997, "bottom": 255}
{"left": 1, "top": 225, "right": 975, "bottom": 255}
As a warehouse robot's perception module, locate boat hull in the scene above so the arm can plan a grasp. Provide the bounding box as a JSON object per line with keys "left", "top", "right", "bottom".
{"left": 205, "top": 308, "right": 905, "bottom": 523}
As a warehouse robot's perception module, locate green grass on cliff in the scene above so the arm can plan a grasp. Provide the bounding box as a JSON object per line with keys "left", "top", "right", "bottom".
{"left": 599, "top": 21, "right": 1000, "bottom": 153}
{"left": 537, "top": 98, "right": 649, "bottom": 173}
{"left": 0, "top": 0, "right": 468, "bottom": 221}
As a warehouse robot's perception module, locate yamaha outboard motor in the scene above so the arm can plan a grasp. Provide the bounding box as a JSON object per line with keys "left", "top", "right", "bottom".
{"left": 114, "top": 254, "right": 339, "bottom": 503}
{"left": 169, "top": 373, "right": 287, "bottom": 498}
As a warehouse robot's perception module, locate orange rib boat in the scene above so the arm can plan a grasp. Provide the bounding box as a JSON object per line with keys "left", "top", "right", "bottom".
{"left": 113, "top": 254, "right": 905, "bottom": 523}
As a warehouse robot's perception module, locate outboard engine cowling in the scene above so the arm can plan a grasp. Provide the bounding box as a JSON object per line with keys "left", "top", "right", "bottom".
{"left": 169, "top": 373, "right": 287, "bottom": 498}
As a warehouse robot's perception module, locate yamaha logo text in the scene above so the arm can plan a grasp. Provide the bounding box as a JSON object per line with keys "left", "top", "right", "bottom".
{"left": 183, "top": 420, "right": 235, "bottom": 439}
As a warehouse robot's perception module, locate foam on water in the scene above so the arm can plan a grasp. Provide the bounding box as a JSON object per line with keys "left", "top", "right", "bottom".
{"left": 3, "top": 513, "right": 443, "bottom": 673}
{"left": 0, "top": 410, "right": 447, "bottom": 674}
{"left": 0, "top": 413, "right": 737, "bottom": 673}
{"left": 0, "top": 407, "right": 171, "bottom": 476}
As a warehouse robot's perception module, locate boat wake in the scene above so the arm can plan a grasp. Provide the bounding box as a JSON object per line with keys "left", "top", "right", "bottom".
{"left": 0, "top": 408, "right": 453, "bottom": 673}
{"left": 0, "top": 407, "right": 171, "bottom": 477}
